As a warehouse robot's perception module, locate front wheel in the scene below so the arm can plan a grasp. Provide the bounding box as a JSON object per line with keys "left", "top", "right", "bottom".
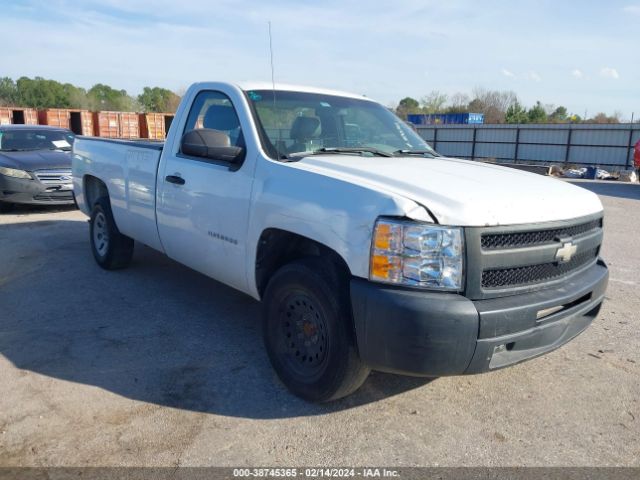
{"left": 262, "top": 258, "right": 370, "bottom": 402}
{"left": 89, "top": 197, "right": 134, "bottom": 270}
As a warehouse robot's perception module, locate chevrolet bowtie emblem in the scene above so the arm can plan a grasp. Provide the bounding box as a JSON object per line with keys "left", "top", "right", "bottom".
{"left": 555, "top": 242, "right": 577, "bottom": 263}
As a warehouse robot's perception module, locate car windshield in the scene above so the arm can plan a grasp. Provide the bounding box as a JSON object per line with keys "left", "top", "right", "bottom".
{"left": 246, "top": 90, "right": 437, "bottom": 159}
{"left": 0, "top": 129, "right": 75, "bottom": 152}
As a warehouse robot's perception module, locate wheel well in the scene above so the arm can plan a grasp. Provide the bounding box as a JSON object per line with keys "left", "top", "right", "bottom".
{"left": 255, "top": 229, "right": 351, "bottom": 298}
{"left": 83, "top": 175, "right": 109, "bottom": 208}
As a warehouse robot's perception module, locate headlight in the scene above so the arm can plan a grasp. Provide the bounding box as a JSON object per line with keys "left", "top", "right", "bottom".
{"left": 0, "top": 167, "right": 32, "bottom": 179}
{"left": 370, "top": 218, "right": 464, "bottom": 290}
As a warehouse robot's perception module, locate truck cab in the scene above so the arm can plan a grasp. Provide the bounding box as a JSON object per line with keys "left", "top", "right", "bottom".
{"left": 73, "top": 82, "right": 608, "bottom": 402}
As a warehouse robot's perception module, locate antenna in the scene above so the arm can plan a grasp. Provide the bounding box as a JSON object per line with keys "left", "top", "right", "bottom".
{"left": 268, "top": 21, "right": 281, "bottom": 159}
{"left": 268, "top": 21, "right": 276, "bottom": 94}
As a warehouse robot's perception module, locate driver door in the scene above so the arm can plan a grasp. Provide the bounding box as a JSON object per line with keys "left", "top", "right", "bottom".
{"left": 156, "top": 89, "right": 254, "bottom": 292}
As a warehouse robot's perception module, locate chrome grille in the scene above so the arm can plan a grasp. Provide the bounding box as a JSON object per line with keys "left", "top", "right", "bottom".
{"left": 464, "top": 214, "right": 604, "bottom": 300}
{"left": 481, "top": 218, "right": 602, "bottom": 250}
{"left": 481, "top": 247, "right": 599, "bottom": 288}
{"left": 34, "top": 169, "right": 72, "bottom": 185}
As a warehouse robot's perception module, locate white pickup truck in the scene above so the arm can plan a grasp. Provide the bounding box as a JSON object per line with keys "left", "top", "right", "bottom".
{"left": 73, "top": 82, "right": 608, "bottom": 402}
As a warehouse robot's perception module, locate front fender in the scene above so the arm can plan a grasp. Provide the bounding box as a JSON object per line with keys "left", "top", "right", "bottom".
{"left": 245, "top": 159, "right": 430, "bottom": 298}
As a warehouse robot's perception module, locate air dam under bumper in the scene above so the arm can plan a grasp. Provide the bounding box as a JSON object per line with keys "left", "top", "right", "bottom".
{"left": 0, "top": 175, "right": 74, "bottom": 205}
{"left": 350, "top": 259, "right": 608, "bottom": 376}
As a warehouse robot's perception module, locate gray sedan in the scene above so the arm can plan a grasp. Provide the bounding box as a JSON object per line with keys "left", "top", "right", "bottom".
{"left": 0, "top": 125, "right": 76, "bottom": 212}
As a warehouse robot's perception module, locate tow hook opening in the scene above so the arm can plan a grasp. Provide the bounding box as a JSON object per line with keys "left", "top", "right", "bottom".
{"left": 535, "top": 293, "right": 592, "bottom": 321}
{"left": 493, "top": 342, "right": 515, "bottom": 355}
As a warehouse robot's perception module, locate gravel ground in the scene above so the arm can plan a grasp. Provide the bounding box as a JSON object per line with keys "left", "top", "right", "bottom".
{"left": 0, "top": 180, "right": 638, "bottom": 467}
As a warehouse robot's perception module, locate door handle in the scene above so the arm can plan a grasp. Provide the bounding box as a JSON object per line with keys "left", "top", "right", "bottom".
{"left": 165, "top": 175, "right": 185, "bottom": 185}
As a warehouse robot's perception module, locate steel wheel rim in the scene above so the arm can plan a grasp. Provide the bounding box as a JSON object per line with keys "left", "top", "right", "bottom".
{"left": 93, "top": 212, "right": 109, "bottom": 257}
{"left": 279, "top": 292, "right": 329, "bottom": 378}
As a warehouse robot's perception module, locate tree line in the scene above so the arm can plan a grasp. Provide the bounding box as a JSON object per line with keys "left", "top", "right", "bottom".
{"left": 395, "top": 87, "right": 625, "bottom": 124}
{"left": 0, "top": 76, "right": 629, "bottom": 123}
{"left": 0, "top": 76, "right": 182, "bottom": 113}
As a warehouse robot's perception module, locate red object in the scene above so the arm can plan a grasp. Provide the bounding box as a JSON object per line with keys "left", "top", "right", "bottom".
{"left": 635, "top": 139, "right": 640, "bottom": 168}
{"left": 93, "top": 111, "right": 140, "bottom": 138}
{"left": 139, "top": 113, "right": 174, "bottom": 140}
{"left": 38, "top": 109, "right": 94, "bottom": 135}
{"left": 0, "top": 107, "right": 37, "bottom": 125}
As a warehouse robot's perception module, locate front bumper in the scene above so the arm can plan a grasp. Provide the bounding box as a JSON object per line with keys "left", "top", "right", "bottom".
{"left": 0, "top": 174, "right": 74, "bottom": 205}
{"left": 350, "top": 259, "right": 608, "bottom": 376}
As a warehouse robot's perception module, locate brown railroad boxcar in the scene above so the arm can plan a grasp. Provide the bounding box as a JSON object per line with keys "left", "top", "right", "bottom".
{"left": 0, "top": 108, "right": 10, "bottom": 125}
{"left": 93, "top": 111, "right": 119, "bottom": 138}
{"left": 38, "top": 109, "right": 93, "bottom": 135}
{"left": 0, "top": 107, "right": 38, "bottom": 125}
{"left": 119, "top": 112, "right": 140, "bottom": 139}
{"left": 139, "top": 113, "right": 175, "bottom": 140}
{"left": 93, "top": 111, "right": 140, "bottom": 138}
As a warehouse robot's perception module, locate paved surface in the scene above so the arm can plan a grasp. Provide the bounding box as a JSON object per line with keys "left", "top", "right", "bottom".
{"left": 0, "top": 180, "right": 638, "bottom": 467}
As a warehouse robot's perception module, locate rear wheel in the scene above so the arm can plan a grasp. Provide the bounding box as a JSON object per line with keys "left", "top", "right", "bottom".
{"left": 263, "top": 258, "right": 370, "bottom": 402}
{"left": 89, "top": 197, "right": 134, "bottom": 270}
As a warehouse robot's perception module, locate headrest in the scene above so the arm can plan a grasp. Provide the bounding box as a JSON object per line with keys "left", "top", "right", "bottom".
{"left": 203, "top": 105, "right": 240, "bottom": 131}
{"left": 290, "top": 116, "right": 320, "bottom": 140}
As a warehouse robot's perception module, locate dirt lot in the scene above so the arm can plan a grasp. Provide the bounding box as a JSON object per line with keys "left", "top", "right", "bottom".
{"left": 0, "top": 180, "right": 638, "bottom": 467}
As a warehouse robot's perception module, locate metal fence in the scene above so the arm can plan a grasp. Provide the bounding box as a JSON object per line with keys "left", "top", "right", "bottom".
{"left": 416, "top": 123, "right": 640, "bottom": 170}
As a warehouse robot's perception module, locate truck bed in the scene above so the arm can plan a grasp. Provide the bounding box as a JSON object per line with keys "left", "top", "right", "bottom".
{"left": 75, "top": 136, "right": 165, "bottom": 151}
{"left": 73, "top": 135, "right": 165, "bottom": 252}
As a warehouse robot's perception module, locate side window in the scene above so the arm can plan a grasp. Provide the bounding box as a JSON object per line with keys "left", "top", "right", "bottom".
{"left": 183, "top": 90, "right": 244, "bottom": 148}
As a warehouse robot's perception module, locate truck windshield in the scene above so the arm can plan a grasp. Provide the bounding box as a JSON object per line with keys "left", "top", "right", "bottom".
{"left": 0, "top": 129, "right": 75, "bottom": 152}
{"left": 245, "top": 90, "right": 437, "bottom": 160}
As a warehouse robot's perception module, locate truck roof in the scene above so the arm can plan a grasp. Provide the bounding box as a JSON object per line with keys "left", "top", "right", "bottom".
{"left": 234, "top": 81, "right": 376, "bottom": 102}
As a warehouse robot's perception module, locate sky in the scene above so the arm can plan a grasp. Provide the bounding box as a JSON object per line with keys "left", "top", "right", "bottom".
{"left": 2, "top": 0, "right": 639, "bottom": 119}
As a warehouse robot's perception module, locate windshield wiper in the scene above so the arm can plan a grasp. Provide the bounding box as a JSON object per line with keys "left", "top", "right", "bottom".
{"left": 318, "top": 147, "right": 394, "bottom": 157}
{"left": 393, "top": 149, "right": 440, "bottom": 157}
{"left": 295, "top": 147, "right": 394, "bottom": 158}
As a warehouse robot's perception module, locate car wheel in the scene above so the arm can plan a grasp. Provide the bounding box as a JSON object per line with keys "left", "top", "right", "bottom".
{"left": 263, "top": 257, "right": 370, "bottom": 402}
{"left": 0, "top": 202, "right": 14, "bottom": 213}
{"left": 89, "top": 197, "right": 134, "bottom": 270}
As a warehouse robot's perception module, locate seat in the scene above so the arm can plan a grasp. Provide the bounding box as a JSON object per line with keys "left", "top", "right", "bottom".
{"left": 315, "top": 109, "right": 339, "bottom": 147}
{"left": 203, "top": 105, "right": 240, "bottom": 130}
{"left": 202, "top": 105, "right": 244, "bottom": 147}
{"left": 289, "top": 116, "right": 321, "bottom": 153}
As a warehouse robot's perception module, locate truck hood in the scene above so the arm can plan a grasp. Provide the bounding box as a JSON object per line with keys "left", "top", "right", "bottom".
{"left": 292, "top": 155, "right": 603, "bottom": 226}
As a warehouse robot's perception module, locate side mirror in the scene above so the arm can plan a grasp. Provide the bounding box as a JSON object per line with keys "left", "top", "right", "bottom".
{"left": 180, "top": 129, "right": 245, "bottom": 164}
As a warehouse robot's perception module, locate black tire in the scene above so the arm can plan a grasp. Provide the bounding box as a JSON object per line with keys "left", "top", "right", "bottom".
{"left": 0, "top": 202, "right": 14, "bottom": 213}
{"left": 262, "top": 257, "right": 370, "bottom": 402}
{"left": 89, "top": 197, "right": 134, "bottom": 270}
